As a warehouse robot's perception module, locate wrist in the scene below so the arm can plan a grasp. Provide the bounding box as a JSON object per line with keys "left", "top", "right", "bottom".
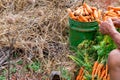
{"left": 109, "top": 29, "right": 119, "bottom": 37}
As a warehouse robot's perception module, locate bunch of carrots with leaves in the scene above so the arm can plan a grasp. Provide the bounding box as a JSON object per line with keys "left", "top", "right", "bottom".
{"left": 67, "top": 2, "right": 102, "bottom": 22}
{"left": 69, "top": 35, "right": 116, "bottom": 80}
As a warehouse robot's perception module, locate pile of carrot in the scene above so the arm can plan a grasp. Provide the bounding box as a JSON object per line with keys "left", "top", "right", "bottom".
{"left": 76, "top": 61, "right": 110, "bottom": 80}
{"left": 67, "top": 3, "right": 102, "bottom": 22}
{"left": 68, "top": 3, "right": 120, "bottom": 23}
{"left": 103, "top": 6, "right": 120, "bottom": 21}
{"left": 76, "top": 67, "right": 85, "bottom": 80}
{"left": 92, "top": 61, "right": 110, "bottom": 80}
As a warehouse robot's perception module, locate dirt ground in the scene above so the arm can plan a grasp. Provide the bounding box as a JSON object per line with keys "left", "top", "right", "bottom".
{"left": 0, "top": 0, "right": 120, "bottom": 80}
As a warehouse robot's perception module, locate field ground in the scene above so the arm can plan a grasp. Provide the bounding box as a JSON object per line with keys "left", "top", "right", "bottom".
{"left": 0, "top": 0, "right": 119, "bottom": 80}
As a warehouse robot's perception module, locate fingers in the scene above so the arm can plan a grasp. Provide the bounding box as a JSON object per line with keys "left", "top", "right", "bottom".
{"left": 111, "top": 17, "right": 120, "bottom": 21}
{"left": 107, "top": 18, "right": 113, "bottom": 24}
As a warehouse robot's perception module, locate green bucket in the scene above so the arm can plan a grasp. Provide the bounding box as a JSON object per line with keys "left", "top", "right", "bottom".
{"left": 69, "top": 18, "right": 99, "bottom": 50}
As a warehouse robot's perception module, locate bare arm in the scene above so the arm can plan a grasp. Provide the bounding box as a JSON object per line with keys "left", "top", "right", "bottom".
{"left": 99, "top": 18, "right": 120, "bottom": 49}
{"left": 109, "top": 30, "right": 120, "bottom": 49}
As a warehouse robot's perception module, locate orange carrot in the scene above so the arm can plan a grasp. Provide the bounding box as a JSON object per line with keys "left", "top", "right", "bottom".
{"left": 107, "top": 74, "right": 110, "bottom": 80}
{"left": 78, "top": 17, "right": 84, "bottom": 22}
{"left": 95, "top": 63, "right": 104, "bottom": 75}
{"left": 112, "top": 7, "right": 120, "bottom": 11}
{"left": 82, "top": 77, "right": 85, "bottom": 80}
{"left": 105, "top": 64, "right": 108, "bottom": 77}
{"left": 90, "top": 13, "right": 95, "bottom": 21}
{"left": 89, "top": 19, "right": 92, "bottom": 22}
{"left": 108, "top": 6, "right": 114, "bottom": 10}
{"left": 93, "top": 10, "right": 98, "bottom": 19}
{"left": 83, "top": 3, "right": 92, "bottom": 14}
{"left": 76, "top": 75, "right": 80, "bottom": 80}
{"left": 116, "top": 11, "right": 120, "bottom": 15}
{"left": 79, "top": 67, "right": 84, "bottom": 75}
{"left": 85, "top": 16, "right": 91, "bottom": 19}
{"left": 79, "top": 68, "right": 84, "bottom": 80}
{"left": 67, "top": 8, "right": 72, "bottom": 13}
{"left": 92, "top": 61, "right": 99, "bottom": 80}
{"left": 96, "top": 19, "right": 101, "bottom": 24}
{"left": 84, "top": 8, "right": 89, "bottom": 16}
{"left": 103, "top": 76, "right": 107, "bottom": 80}
{"left": 79, "top": 15, "right": 88, "bottom": 22}
{"left": 103, "top": 16, "right": 110, "bottom": 21}
{"left": 98, "top": 9, "right": 102, "bottom": 19}
{"left": 98, "top": 70, "right": 101, "bottom": 79}
{"left": 100, "top": 70, "right": 106, "bottom": 79}
{"left": 69, "top": 12, "right": 77, "bottom": 20}
{"left": 76, "top": 67, "right": 84, "bottom": 80}
{"left": 91, "top": 7, "right": 97, "bottom": 10}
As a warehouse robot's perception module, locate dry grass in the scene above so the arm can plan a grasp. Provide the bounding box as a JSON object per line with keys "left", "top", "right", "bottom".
{"left": 0, "top": 0, "right": 119, "bottom": 80}
{"left": 0, "top": 0, "right": 79, "bottom": 79}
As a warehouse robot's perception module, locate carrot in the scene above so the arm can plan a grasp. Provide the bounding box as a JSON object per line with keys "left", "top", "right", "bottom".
{"left": 91, "top": 7, "right": 97, "bottom": 10}
{"left": 106, "top": 11, "right": 118, "bottom": 16}
{"left": 81, "top": 77, "right": 85, "bottom": 80}
{"left": 96, "top": 19, "right": 101, "bottom": 24}
{"left": 67, "top": 8, "right": 72, "bottom": 13}
{"left": 116, "top": 11, "right": 120, "bottom": 15}
{"left": 95, "top": 63, "right": 104, "bottom": 75}
{"left": 79, "top": 67, "right": 84, "bottom": 75}
{"left": 107, "top": 74, "right": 110, "bottom": 80}
{"left": 89, "top": 19, "right": 92, "bottom": 22}
{"left": 90, "top": 13, "right": 95, "bottom": 21}
{"left": 98, "top": 70, "right": 101, "bottom": 79}
{"left": 84, "top": 8, "right": 89, "bottom": 16}
{"left": 79, "top": 68, "right": 84, "bottom": 80}
{"left": 76, "top": 75, "right": 80, "bottom": 80}
{"left": 105, "top": 64, "right": 108, "bottom": 77}
{"left": 85, "top": 16, "right": 91, "bottom": 19}
{"left": 108, "top": 6, "right": 114, "bottom": 10}
{"left": 78, "top": 17, "right": 84, "bottom": 22}
{"left": 83, "top": 3, "right": 92, "bottom": 14}
{"left": 92, "top": 61, "right": 99, "bottom": 80}
{"left": 103, "top": 76, "right": 107, "bottom": 80}
{"left": 69, "top": 12, "right": 77, "bottom": 20}
{"left": 79, "top": 15, "right": 88, "bottom": 22}
{"left": 112, "top": 7, "right": 120, "bottom": 11}
{"left": 80, "top": 7, "right": 84, "bottom": 15}
{"left": 100, "top": 70, "right": 106, "bottom": 79}
{"left": 98, "top": 9, "right": 102, "bottom": 19}
{"left": 103, "top": 16, "right": 110, "bottom": 21}
{"left": 93, "top": 9, "right": 98, "bottom": 19}
{"left": 74, "top": 8, "right": 82, "bottom": 16}
{"left": 76, "top": 67, "right": 84, "bottom": 80}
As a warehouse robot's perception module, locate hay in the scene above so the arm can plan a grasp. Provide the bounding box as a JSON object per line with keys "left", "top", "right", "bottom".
{"left": 0, "top": 0, "right": 78, "bottom": 79}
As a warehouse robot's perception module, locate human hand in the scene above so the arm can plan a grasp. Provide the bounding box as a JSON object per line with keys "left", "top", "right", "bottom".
{"left": 112, "top": 17, "right": 120, "bottom": 28}
{"left": 99, "top": 18, "right": 117, "bottom": 35}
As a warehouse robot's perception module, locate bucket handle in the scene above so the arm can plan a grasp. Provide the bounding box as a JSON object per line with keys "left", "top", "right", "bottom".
{"left": 70, "top": 27, "right": 98, "bottom": 32}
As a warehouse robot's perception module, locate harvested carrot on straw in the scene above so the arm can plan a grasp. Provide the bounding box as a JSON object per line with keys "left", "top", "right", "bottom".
{"left": 69, "top": 12, "right": 77, "bottom": 20}
{"left": 83, "top": 2, "right": 92, "bottom": 14}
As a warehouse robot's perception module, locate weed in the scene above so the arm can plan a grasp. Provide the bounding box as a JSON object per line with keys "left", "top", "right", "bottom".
{"left": 28, "top": 61, "right": 40, "bottom": 72}
{"left": 60, "top": 67, "right": 71, "bottom": 80}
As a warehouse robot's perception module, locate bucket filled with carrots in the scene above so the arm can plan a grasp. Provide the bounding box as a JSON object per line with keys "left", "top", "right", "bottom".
{"left": 68, "top": 3, "right": 100, "bottom": 50}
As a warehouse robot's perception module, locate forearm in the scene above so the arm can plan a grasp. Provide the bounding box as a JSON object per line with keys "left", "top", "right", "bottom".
{"left": 109, "top": 30, "right": 120, "bottom": 49}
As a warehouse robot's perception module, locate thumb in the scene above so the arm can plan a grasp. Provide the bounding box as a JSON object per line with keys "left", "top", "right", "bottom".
{"left": 107, "top": 18, "right": 113, "bottom": 23}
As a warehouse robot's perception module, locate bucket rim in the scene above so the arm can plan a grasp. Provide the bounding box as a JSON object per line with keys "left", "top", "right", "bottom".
{"left": 69, "top": 17, "right": 98, "bottom": 23}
